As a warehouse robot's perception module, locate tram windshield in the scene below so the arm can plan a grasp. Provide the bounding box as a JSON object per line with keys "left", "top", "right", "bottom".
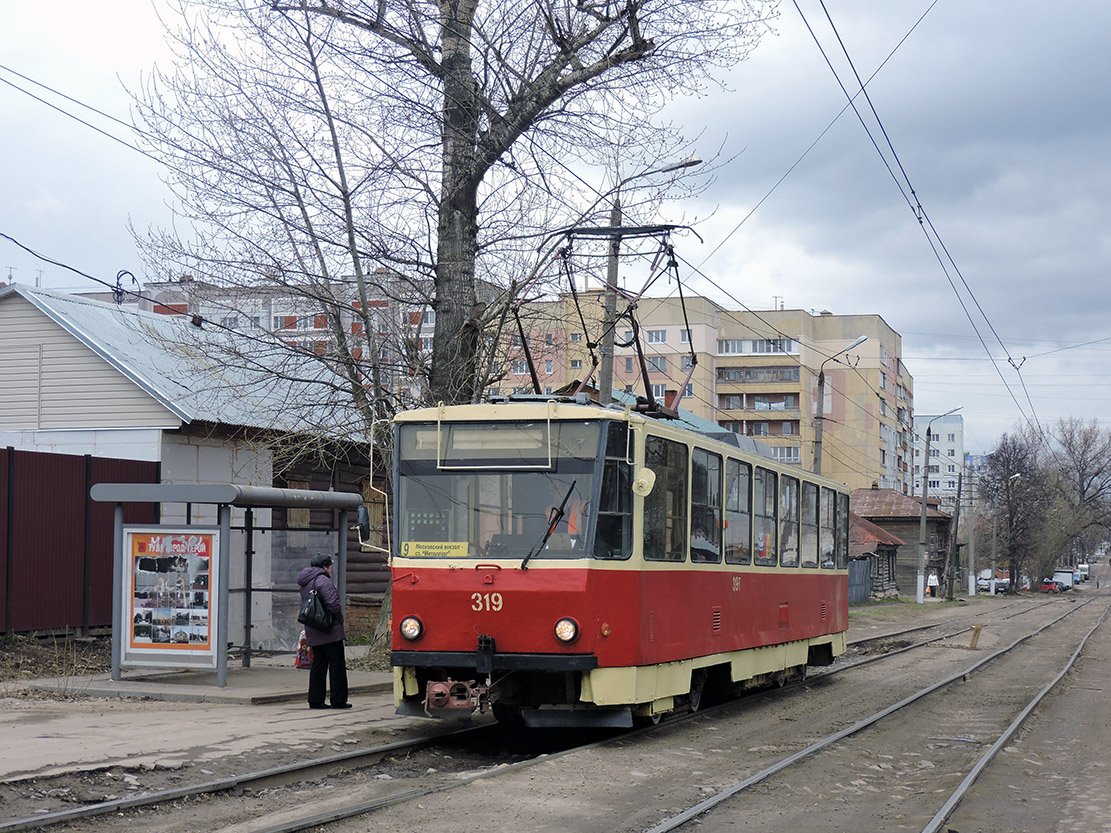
{"left": 395, "top": 420, "right": 608, "bottom": 560}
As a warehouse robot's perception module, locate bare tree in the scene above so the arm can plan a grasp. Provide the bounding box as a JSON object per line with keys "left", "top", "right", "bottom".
{"left": 980, "top": 428, "right": 1047, "bottom": 590}
{"left": 132, "top": 0, "right": 774, "bottom": 416}
{"left": 1051, "top": 417, "right": 1111, "bottom": 556}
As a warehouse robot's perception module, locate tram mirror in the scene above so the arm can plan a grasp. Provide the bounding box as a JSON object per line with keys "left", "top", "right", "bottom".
{"left": 357, "top": 504, "right": 371, "bottom": 544}
{"left": 632, "top": 468, "right": 656, "bottom": 497}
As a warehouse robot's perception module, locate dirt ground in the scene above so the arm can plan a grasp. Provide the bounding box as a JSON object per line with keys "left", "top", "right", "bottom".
{"left": 4, "top": 591, "right": 1107, "bottom": 832}
{"left": 0, "top": 632, "right": 390, "bottom": 692}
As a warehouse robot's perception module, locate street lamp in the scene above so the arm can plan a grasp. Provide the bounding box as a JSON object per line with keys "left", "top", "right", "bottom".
{"left": 597, "top": 157, "right": 702, "bottom": 404}
{"left": 812, "top": 335, "right": 868, "bottom": 476}
{"left": 917, "top": 406, "right": 962, "bottom": 603}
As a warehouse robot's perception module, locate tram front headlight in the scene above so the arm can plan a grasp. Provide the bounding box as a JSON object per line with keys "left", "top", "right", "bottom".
{"left": 399, "top": 616, "right": 424, "bottom": 642}
{"left": 554, "top": 617, "right": 579, "bottom": 644}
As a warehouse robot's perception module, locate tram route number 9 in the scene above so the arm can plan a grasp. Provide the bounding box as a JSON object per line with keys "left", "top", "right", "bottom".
{"left": 471, "top": 592, "right": 504, "bottom": 612}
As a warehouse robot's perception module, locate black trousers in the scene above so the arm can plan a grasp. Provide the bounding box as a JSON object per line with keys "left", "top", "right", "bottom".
{"left": 308, "top": 640, "right": 349, "bottom": 706}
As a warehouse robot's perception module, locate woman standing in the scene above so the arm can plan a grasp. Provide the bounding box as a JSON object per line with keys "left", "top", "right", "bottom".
{"left": 297, "top": 553, "right": 351, "bottom": 709}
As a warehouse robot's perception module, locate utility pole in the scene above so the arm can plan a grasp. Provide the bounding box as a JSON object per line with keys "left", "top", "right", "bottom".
{"left": 917, "top": 428, "right": 932, "bottom": 603}
{"left": 946, "top": 473, "right": 962, "bottom": 600}
{"left": 812, "top": 335, "right": 867, "bottom": 476}
{"left": 917, "top": 408, "right": 961, "bottom": 603}
{"left": 597, "top": 197, "right": 621, "bottom": 405}
{"left": 967, "top": 473, "right": 977, "bottom": 596}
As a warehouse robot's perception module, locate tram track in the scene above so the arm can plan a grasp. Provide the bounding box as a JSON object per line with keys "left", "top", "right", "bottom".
{"left": 646, "top": 597, "right": 1109, "bottom": 833}
{"left": 5, "top": 596, "right": 1095, "bottom": 833}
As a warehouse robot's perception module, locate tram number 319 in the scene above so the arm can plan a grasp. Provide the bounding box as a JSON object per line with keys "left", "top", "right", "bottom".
{"left": 471, "top": 592, "right": 504, "bottom": 612}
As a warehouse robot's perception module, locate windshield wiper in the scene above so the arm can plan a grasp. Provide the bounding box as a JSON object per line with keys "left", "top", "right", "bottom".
{"left": 521, "top": 480, "right": 577, "bottom": 571}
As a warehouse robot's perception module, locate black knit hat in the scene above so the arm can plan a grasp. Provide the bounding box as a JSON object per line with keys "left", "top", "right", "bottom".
{"left": 310, "top": 553, "right": 333, "bottom": 568}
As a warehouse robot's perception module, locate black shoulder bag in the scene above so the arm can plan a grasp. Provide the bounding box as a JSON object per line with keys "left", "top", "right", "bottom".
{"left": 297, "top": 580, "right": 334, "bottom": 632}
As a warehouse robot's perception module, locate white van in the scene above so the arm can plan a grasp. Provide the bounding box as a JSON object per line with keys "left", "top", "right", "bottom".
{"left": 1052, "top": 568, "right": 1075, "bottom": 589}
{"left": 1078, "top": 563, "right": 1090, "bottom": 582}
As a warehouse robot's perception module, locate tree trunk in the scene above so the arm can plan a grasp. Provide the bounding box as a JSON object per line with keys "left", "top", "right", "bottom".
{"left": 429, "top": 0, "right": 482, "bottom": 405}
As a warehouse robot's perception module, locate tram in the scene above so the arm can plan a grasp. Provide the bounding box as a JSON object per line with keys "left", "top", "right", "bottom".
{"left": 388, "top": 392, "right": 850, "bottom": 728}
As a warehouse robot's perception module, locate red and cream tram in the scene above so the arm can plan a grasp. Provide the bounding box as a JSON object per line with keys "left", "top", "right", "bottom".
{"left": 390, "top": 395, "right": 850, "bottom": 728}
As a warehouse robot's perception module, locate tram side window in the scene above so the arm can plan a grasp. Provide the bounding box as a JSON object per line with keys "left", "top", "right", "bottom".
{"left": 779, "top": 476, "right": 799, "bottom": 567}
{"left": 594, "top": 422, "right": 632, "bottom": 559}
{"left": 691, "top": 448, "right": 722, "bottom": 563}
{"left": 753, "top": 467, "right": 778, "bottom": 566}
{"left": 836, "top": 492, "right": 850, "bottom": 569}
{"left": 820, "top": 487, "right": 836, "bottom": 568}
{"left": 644, "top": 436, "right": 688, "bottom": 561}
{"left": 724, "top": 459, "right": 752, "bottom": 565}
{"left": 801, "top": 481, "right": 819, "bottom": 568}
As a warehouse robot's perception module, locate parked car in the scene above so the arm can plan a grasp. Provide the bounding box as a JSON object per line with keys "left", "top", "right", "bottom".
{"left": 1040, "top": 579, "right": 1063, "bottom": 594}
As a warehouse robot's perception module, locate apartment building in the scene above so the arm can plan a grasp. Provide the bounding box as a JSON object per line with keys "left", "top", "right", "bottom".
{"left": 913, "top": 413, "right": 967, "bottom": 510}
{"left": 540, "top": 295, "right": 913, "bottom": 492}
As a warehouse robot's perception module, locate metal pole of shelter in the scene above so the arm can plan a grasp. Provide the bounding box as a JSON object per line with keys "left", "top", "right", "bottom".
{"left": 243, "top": 508, "right": 254, "bottom": 669}
{"left": 337, "top": 509, "right": 348, "bottom": 601}
{"left": 110, "top": 503, "right": 124, "bottom": 682}
{"left": 217, "top": 503, "right": 231, "bottom": 686}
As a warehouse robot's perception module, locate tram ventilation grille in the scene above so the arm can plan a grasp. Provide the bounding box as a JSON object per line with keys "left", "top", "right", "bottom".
{"left": 712, "top": 607, "right": 722, "bottom": 634}
{"left": 820, "top": 601, "right": 828, "bottom": 621}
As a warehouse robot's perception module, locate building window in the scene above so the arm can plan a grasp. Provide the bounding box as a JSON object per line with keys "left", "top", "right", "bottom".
{"left": 646, "top": 356, "right": 667, "bottom": 372}
{"left": 625, "top": 357, "right": 634, "bottom": 373}
{"left": 752, "top": 338, "right": 794, "bottom": 354}
{"left": 781, "top": 422, "right": 795, "bottom": 435}
{"left": 680, "top": 328, "right": 692, "bottom": 343}
{"left": 718, "top": 339, "right": 745, "bottom": 354}
{"left": 651, "top": 383, "right": 667, "bottom": 398}
{"left": 570, "top": 332, "right": 583, "bottom": 342}
{"left": 719, "top": 394, "right": 742, "bottom": 410}
{"left": 544, "top": 359, "right": 553, "bottom": 374}
{"left": 947, "top": 433, "right": 955, "bottom": 442}
{"left": 681, "top": 355, "right": 694, "bottom": 370}
{"left": 880, "top": 371, "right": 887, "bottom": 391}
{"left": 570, "top": 359, "right": 582, "bottom": 370}
{"left": 750, "top": 422, "right": 769, "bottom": 436}
{"left": 647, "top": 329, "right": 666, "bottom": 343}
{"left": 221, "top": 316, "right": 239, "bottom": 328}
{"left": 772, "top": 446, "right": 800, "bottom": 464}
{"left": 511, "top": 360, "right": 527, "bottom": 375}
{"left": 685, "top": 384, "right": 693, "bottom": 397}
{"left": 545, "top": 333, "right": 554, "bottom": 347}
{"left": 623, "top": 330, "right": 633, "bottom": 342}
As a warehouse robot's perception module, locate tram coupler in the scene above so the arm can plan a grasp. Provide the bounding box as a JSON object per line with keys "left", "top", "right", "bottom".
{"left": 423, "top": 678, "right": 491, "bottom": 716}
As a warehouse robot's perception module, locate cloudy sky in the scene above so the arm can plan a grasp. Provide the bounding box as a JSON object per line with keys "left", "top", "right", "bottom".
{"left": 2, "top": 1, "right": 1108, "bottom": 454}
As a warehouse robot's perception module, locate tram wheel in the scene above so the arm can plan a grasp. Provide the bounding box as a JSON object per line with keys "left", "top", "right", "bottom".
{"left": 634, "top": 710, "right": 663, "bottom": 727}
{"left": 688, "top": 670, "right": 707, "bottom": 713}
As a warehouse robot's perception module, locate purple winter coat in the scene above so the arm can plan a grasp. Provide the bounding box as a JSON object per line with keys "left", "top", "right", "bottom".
{"left": 297, "top": 565, "right": 346, "bottom": 647}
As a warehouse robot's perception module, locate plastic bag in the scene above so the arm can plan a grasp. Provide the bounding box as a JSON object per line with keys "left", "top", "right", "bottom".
{"left": 294, "top": 630, "right": 313, "bottom": 669}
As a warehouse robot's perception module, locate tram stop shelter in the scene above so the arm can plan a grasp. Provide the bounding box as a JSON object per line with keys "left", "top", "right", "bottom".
{"left": 91, "top": 483, "right": 363, "bottom": 686}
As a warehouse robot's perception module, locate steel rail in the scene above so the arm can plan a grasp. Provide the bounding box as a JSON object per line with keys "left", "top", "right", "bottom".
{"left": 643, "top": 599, "right": 1100, "bottom": 833}
{"left": 0, "top": 725, "right": 490, "bottom": 833}
{"left": 4, "top": 597, "right": 1082, "bottom": 833}
{"left": 920, "top": 601, "right": 1111, "bottom": 833}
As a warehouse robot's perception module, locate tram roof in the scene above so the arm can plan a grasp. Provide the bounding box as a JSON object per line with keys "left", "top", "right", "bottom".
{"left": 395, "top": 391, "right": 778, "bottom": 461}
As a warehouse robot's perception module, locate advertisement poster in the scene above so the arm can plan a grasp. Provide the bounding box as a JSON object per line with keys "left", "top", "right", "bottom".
{"left": 123, "top": 527, "right": 219, "bottom": 667}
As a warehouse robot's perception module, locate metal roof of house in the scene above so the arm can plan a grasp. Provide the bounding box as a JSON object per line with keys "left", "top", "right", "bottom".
{"left": 1, "top": 283, "right": 365, "bottom": 437}
{"left": 851, "top": 486, "right": 950, "bottom": 521}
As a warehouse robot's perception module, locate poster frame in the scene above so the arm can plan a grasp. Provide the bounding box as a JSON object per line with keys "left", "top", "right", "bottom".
{"left": 120, "top": 525, "right": 221, "bottom": 670}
